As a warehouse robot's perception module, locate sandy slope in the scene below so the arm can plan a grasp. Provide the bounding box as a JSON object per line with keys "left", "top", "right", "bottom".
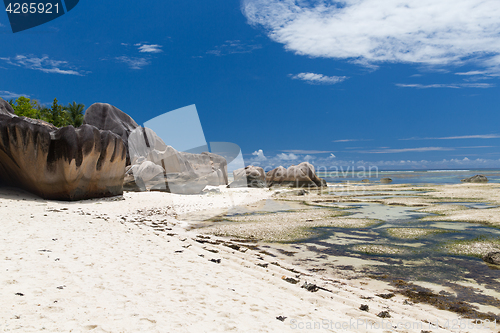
{"left": 0, "top": 187, "right": 481, "bottom": 332}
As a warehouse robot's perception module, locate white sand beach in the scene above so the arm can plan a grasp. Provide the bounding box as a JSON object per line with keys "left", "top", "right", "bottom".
{"left": 0, "top": 186, "right": 493, "bottom": 332}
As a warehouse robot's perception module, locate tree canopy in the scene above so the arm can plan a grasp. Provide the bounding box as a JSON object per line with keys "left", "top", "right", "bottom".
{"left": 8, "top": 97, "right": 85, "bottom": 128}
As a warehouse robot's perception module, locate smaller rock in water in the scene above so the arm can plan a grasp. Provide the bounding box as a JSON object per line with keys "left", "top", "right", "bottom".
{"left": 380, "top": 178, "right": 393, "bottom": 184}
{"left": 483, "top": 251, "right": 500, "bottom": 265}
{"left": 461, "top": 174, "right": 488, "bottom": 183}
{"left": 361, "top": 179, "right": 370, "bottom": 183}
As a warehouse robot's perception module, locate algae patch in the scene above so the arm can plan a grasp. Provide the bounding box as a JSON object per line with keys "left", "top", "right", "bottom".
{"left": 386, "top": 228, "right": 450, "bottom": 239}
{"left": 352, "top": 244, "right": 413, "bottom": 255}
{"left": 443, "top": 236, "right": 500, "bottom": 257}
{"left": 201, "top": 209, "right": 377, "bottom": 242}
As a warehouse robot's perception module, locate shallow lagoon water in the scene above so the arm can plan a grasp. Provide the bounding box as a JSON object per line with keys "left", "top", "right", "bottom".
{"left": 219, "top": 194, "right": 500, "bottom": 318}
{"left": 295, "top": 200, "right": 500, "bottom": 318}
{"left": 320, "top": 201, "right": 429, "bottom": 222}
{"left": 441, "top": 202, "right": 499, "bottom": 209}
{"left": 198, "top": 182, "right": 500, "bottom": 318}
{"left": 319, "top": 169, "right": 500, "bottom": 184}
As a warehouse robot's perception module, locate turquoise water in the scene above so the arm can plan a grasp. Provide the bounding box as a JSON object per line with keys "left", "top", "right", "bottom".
{"left": 318, "top": 169, "right": 500, "bottom": 184}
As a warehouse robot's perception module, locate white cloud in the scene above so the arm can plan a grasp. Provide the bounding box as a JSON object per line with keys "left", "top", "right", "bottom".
{"left": 282, "top": 149, "right": 333, "bottom": 154}
{"left": 247, "top": 154, "right": 500, "bottom": 170}
{"left": 358, "top": 145, "right": 494, "bottom": 153}
{"left": 137, "top": 44, "right": 163, "bottom": 53}
{"left": 455, "top": 70, "right": 500, "bottom": 77}
{"left": 207, "top": 40, "right": 262, "bottom": 56}
{"left": 0, "top": 91, "right": 29, "bottom": 99}
{"left": 361, "top": 147, "right": 454, "bottom": 154}
{"left": 396, "top": 83, "right": 495, "bottom": 89}
{"left": 245, "top": 148, "right": 500, "bottom": 170}
{"left": 333, "top": 138, "right": 371, "bottom": 143}
{"left": 277, "top": 153, "right": 299, "bottom": 160}
{"left": 290, "top": 72, "right": 348, "bottom": 85}
{"left": 456, "top": 71, "right": 488, "bottom": 76}
{"left": 242, "top": 0, "right": 500, "bottom": 71}
{"left": 252, "top": 149, "right": 267, "bottom": 161}
{"left": 401, "top": 134, "right": 500, "bottom": 140}
{"left": 248, "top": 150, "right": 308, "bottom": 167}
{"left": 115, "top": 56, "right": 150, "bottom": 69}
{"left": 1, "top": 55, "right": 85, "bottom": 75}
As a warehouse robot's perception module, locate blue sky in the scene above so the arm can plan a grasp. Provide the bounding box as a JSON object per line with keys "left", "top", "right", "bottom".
{"left": 1, "top": 0, "right": 500, "bottom": 170}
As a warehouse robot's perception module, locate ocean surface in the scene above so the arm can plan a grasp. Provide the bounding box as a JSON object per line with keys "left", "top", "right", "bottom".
{"left": 318, "top": 169, "right": 500, "bottom": 185}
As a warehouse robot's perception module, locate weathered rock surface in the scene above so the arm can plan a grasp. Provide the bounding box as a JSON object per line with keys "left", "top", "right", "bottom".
{"left": 0, "top": 99, "right": 15, "bottom": 117}
{"left": 266, "top": 162, "right": 326, "bottom": 188}
{"left": 229, "top": 165, "right": 266, "bottom": 188}
{"left": 125, "top": 126, "right": 228, "bottom": 194}
{"left": 380, "top": 178, "right": 393, "bottom": 184}
{"left": 83, "top": 103, "right": 228, "bottom": 194}
{"left": 202, "top": 152, "right": 229, "bottom": 185}
{"left": 483, "top": 252, "right": 500, "bottom": 265}
{"left": 461, "top": 174, "right": 488, "bottom": 183}
{"left": 128, "top": 161, "right": 164, "bottom": 183}
{"left": 83, "top": 103, "right": 139, "bottom": 164}
{"left": 266, "top": 166, "right": 287, "bottom": 186}
{"left": 0, "top": 110, "right": 126, "bottom": 200}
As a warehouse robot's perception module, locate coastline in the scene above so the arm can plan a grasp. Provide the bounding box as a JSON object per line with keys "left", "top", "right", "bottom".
{"left": 1, "top": 183, "right": 499, "bottom": 332}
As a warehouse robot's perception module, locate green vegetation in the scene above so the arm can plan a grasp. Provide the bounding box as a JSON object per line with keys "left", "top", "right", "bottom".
{"left": 442, "top": 235, "right": 500, "bottom": 257}
{"left": 8, "top": 97, "right": 84, "bottom": 128}
{"left": 353, "top": 244, "right": 413, "bottom": 255}
{"left": 386, "top": 228, "right": 450, "bottom": 239}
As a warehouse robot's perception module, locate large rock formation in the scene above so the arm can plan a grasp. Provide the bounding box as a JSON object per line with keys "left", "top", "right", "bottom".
{"left": 82, "top": 102, "right": 228, "bottom": 194}
{"left": 202, "top": 152, "right": 229, "bottom": 185}
{"left": 124, "top": 126, "right": 228, "bottom": 194}
{"left": 461, "top": 175, "right": 488, "bottom": 183}
{"left": 83, "top": 103, "right": 139, "bottom": 164}
{"left": 380, "top": 178, "right": 393, "bottom": 184}
{"left": 266, "top": 162, "right": 326, "bottom": 188}
{"left": 229, "top": 165, "right": 266, "bottom": 188}
{"left": 0, "top": 107, "right": 126, "bottom": 200}
{"left": 0, "top": 99, "right": 15, "bottom": 117}
{"left": 265, "top": 166, "right": 287, "bottom": 186}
